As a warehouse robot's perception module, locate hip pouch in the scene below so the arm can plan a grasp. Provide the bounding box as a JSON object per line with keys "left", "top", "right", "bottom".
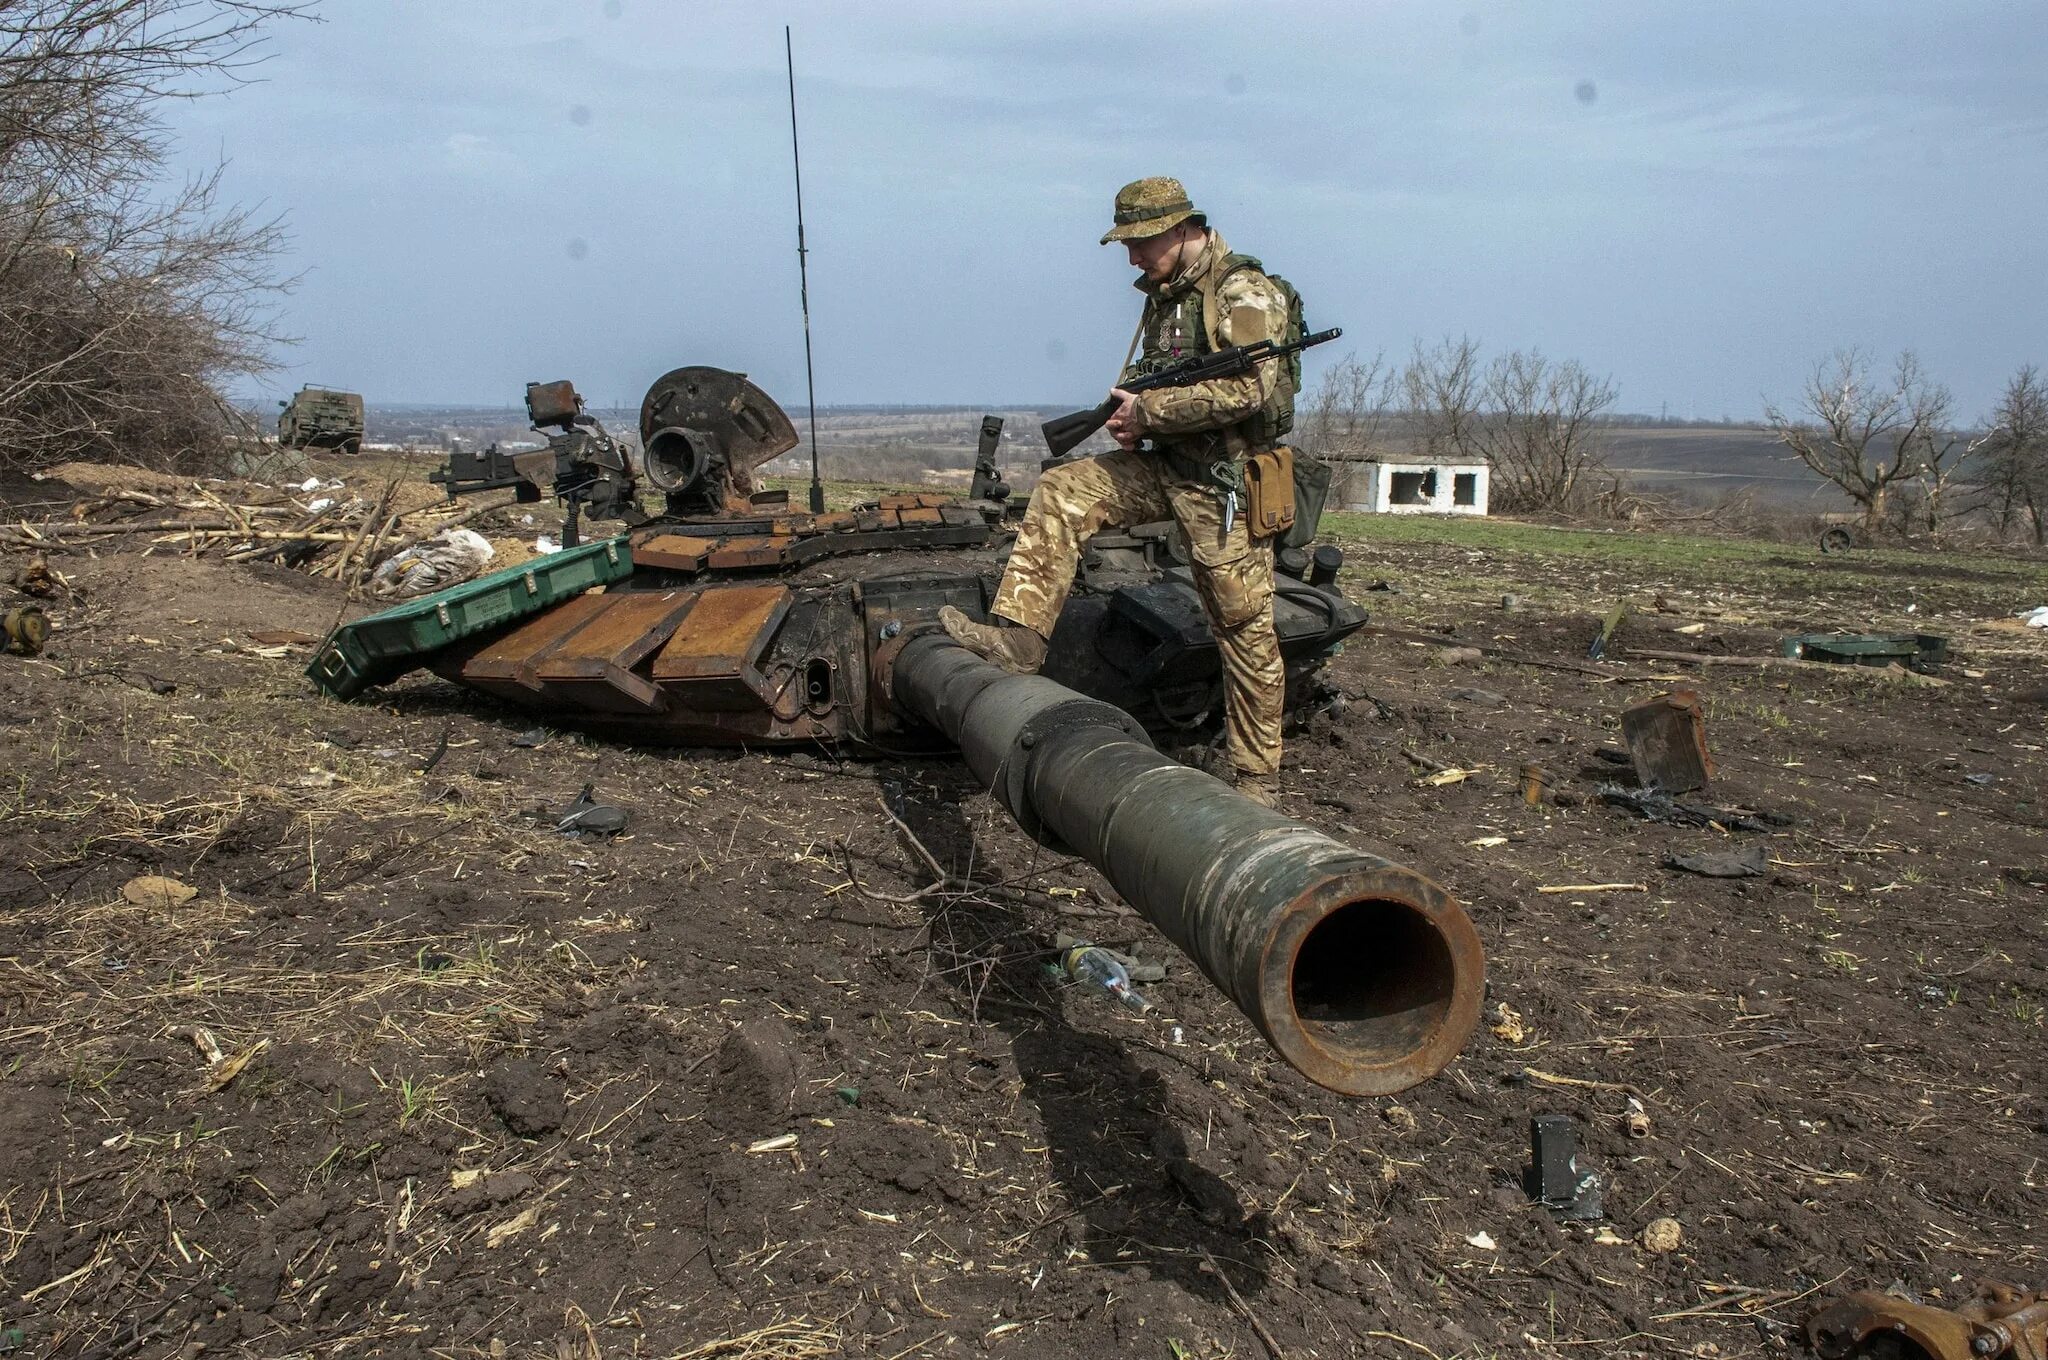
{"left": 1245, "top": 446, "right": 1296, "bottom": 541}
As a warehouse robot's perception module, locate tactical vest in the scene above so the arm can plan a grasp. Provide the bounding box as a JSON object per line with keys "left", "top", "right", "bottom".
{"left": 1127, "top": 250, "right": 1302, "bottom": 465}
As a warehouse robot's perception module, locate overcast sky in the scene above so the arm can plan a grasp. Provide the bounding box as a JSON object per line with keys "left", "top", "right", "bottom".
{"left": 166, "top": 1, "right": 2048, "bottom": 418}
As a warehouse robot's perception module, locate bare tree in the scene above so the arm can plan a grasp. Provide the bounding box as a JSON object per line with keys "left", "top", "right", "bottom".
{"left": 1298, "top": 350, "right": 1397, "bottom": 461}
{"left": 1980, "top": 364, "right": 2048, "bottom": 544}
{"left": 0, "top": 0, "right": 305, "bottom": 474}
{"left": 1401, "top": 335, "right": 1482, "bottom": 464}
{"left": 1764, "top": 349, "right": 1956, "bottom": 537}
{"left": 1471, "top": 349, "right": 1616, "bottom": 512}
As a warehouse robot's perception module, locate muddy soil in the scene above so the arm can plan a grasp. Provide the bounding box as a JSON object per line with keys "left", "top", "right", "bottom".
{"left": 2, "top": 485, "right": 2044, "bottom": 1359}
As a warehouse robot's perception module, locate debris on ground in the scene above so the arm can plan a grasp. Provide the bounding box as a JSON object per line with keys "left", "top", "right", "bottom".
{"left": 1, "top": 604, "right": 47, "bottom": 655}
{"left": 1597, "top": 782, "right": 1788, "bottom": 831}
{"left": 1639, "top": 1217, "right": 1683, "bottom": 1253}
{"left": 541, "top": 783, "right": 629, "bottom": 837}
{"left": 1525, "top": 1113, "right": 1603, "bottom": 1220}
{"left": 1806, "top": 1282, "right": 2048, "bottom": 1360}
{"left": 1587, "top": 603, "right": 1628, "bottom": 659}
{"left": 2, "top": 550, "right": 63, "bottom": 597}
{"left": 369, "top": 526, "right": 496, "bottom": 598}
{"left": 1781, "top": 631, "right": 1951, "bottom": 672}
{"left": 1664, "top": 844, "right": 1771, "bottom": 878}
{"left": 1053, "top": 932, "right": 1166, "bottom": 983}
{"left": 1059, "top": 943, "right": 1155, "bottom": 1013}
{"left": 1621, "top": 686, "right": 1715, "bottom": 792}
{"left": 0, "top": 461, "right": 518, "bottom": 597}
{"left": 119, "top": 874, "right": 197, "bottom": 908}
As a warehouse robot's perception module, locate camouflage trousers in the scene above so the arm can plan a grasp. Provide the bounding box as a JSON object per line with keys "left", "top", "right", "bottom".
{"left": 992, "top": 450, "right": 1284, "bottom": 777}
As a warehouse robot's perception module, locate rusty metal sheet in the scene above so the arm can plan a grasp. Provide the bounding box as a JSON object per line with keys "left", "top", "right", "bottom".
{"left": 531, "top": 590, "right": 697, "bottom": 713}
{"left": 898, "top": 507, "right": 944, "bottom": 526}
{"left": 1621, "top": 688, "right": 1715, "bottom": 794}
{"left": 1808, "top": 1285, "right": 2048, "bottom": 1360}
{"left": 650, "top": 585, "right": 791, "bottom": 681}
{"left": 536, "top": 591, "right": 694, "bottom": 674}
{"left": 706, "top": 535, "right": 798, "bottom": 570}
{"left": 459, "top": 593, "right": 614, "bottom": 695}
{"left": 633, "top": 533, "right": 717, "bottom": 572}
{"left": 811, "top": 511, "right": 859, "bottom": 532}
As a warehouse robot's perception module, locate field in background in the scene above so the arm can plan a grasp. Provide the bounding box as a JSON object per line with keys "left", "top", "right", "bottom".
{"left": 364, "top": 405, "right": 1850, "bottom": 511}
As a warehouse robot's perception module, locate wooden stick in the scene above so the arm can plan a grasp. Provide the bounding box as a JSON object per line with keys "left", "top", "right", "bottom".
{"left": 1535, "top": 882, "right": 1647, "bottom": 894}
{"left": 1, "top": 519, "right": 253, "bottom": 537}
{"left": 1200, "top": 1250, "right": 1285, "bottom": 1360}
{"left": 1365, "top": 626, "right": 1653, "bottom": 681}
{"left": 345, "top": 481, "right": 401, "bottom": 589}
{"left": 1624, "top": 647, "right": 1949, "bottom": 685}
{"left": 328, "top": 496, "right": 381, "bottom": 581}
{"left": 1518, "top": 1066, "right": 1637, "bottom": 1094}
{"left": 170, "top": 529, "right": 353, "bottom": 545}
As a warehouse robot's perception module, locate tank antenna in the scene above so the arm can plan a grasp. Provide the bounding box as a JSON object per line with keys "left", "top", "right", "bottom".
{"left": 786, "top": 26, "right": 826, "bottom": 515}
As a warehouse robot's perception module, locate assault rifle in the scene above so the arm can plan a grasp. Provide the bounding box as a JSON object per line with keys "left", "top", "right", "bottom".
{"left": 1040, "top": 326, "right": 1341, "bottom": 459}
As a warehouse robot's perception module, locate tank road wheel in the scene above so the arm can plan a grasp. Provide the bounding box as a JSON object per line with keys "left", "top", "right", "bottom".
{"left": 1818, "top": 526, "right": 1855, "bottom": 554}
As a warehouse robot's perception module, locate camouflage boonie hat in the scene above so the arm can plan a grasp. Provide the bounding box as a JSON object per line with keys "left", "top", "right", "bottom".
{"left": 1100, "top": 176, "right": 1203, "bottom": 244}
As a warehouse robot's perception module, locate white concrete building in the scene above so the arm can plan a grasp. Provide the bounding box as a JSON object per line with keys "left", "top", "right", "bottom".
{"left": 1339, "top": 459, "right": 1490, "bottom": 516}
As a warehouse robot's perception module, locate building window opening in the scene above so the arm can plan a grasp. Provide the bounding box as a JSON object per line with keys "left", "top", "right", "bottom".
{"left": 1390, "top": 470, "right": 1437, "bottom": 505}
{"left": 1453, "top": 472, "right": 1478, "bottom": 507}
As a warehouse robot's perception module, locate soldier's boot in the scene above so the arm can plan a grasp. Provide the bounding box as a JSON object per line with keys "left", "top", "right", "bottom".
{"left": 938, "top": 606, "right": 1048, "bottom": 675}
{"left": 1233, "top": 771, "right": 1280, "bottom": 809}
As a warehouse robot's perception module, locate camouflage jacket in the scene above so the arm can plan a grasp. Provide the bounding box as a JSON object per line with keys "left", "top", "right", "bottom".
{"left": 1120, "top": 230, "right": 1288, "bottom": 469}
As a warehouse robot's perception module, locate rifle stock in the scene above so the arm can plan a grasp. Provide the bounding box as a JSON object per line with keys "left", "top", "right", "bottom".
{"left": 1040, "top": 396, "right": 1120, "bottom": 460}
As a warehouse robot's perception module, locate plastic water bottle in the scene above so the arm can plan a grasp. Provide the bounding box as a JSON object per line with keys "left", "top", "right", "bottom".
{"left": 1062, "top": 946, "right": 1154, "bottom": 1013}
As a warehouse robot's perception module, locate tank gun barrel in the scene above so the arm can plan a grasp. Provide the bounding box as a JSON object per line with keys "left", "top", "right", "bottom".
{"left": 887, "top": 632, "right": 1485, "bottom": 1096}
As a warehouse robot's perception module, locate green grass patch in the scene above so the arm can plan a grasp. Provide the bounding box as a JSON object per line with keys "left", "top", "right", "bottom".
{"left": 1319, "top": 512, "right": 2048, "bottom": 610}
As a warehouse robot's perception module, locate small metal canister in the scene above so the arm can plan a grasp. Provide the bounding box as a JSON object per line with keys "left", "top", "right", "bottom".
{"left": 2, "top": 604, "right": 48, "bottom": 656}
{"left": 1520, "top": 763, "right": 1551, "bottom": 806}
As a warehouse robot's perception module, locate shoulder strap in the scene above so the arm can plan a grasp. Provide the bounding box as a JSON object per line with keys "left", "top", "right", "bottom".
{"left": 1197, "top": 252, "right": 1267, "bottom": 349}
{"left": 1119, "top": 311, "right": 1146, "bottom": 379}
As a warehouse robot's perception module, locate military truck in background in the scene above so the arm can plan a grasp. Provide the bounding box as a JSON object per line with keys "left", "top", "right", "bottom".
{"left": 276, "top": 386, "right": 365, "bottom": 454}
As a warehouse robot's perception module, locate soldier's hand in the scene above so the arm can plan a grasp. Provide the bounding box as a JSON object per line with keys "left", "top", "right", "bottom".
{"left": 1105, "top": 387, "right": 1141, "bottom": 450}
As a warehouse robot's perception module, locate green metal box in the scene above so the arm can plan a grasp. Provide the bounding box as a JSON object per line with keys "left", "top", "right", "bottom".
{"left": 307, "top": 536, "right": 633, "bottom": 699}
{"left": 1778, "top": 631, "right": 1949, "bottom": 672}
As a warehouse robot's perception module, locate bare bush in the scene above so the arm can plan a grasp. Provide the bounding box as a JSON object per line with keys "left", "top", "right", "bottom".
{"left": 1981, "top": 364, "right": 2048, "bottom": 544}
{"left": 1298, "top": 350, "right": 1397, "bottom": 461}
{"left": 1472, "top": 350, "right": 1617, "bottom": 512}
{"left": 0, "top": 0, "right": 303, "bottom": 475}
{"left": 1763, "top": 349, "right": 1960, "bottom": 538}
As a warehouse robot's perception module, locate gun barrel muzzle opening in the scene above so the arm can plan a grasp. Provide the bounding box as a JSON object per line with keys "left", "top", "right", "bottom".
{"left": 1261, "top": 873, "right": 1480, "bottom": 1097}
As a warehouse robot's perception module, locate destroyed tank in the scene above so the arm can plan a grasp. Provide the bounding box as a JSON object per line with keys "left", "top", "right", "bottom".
{"left": 276, "top": 385, "right": 366, "bottom": 454}
{"left": 319, "top": 367, "right": 1371, "bottom": 753}
{"left": 308, "top": 368, "right": 1487, "bottom": 1098}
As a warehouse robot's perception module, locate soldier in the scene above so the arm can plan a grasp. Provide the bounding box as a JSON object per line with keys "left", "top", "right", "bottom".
{"left": 940, "top": 176, "right": 1295, "bottom": 807}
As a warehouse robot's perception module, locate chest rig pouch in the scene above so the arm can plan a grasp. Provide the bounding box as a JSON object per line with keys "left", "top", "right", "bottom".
{"left": 1244, "top": 445, "right": 1296, "bottom": 541}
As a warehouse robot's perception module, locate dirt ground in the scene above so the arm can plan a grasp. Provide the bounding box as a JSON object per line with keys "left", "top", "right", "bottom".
{"left": 2, "top": 471, "right": 2045, "bottom": 1360}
